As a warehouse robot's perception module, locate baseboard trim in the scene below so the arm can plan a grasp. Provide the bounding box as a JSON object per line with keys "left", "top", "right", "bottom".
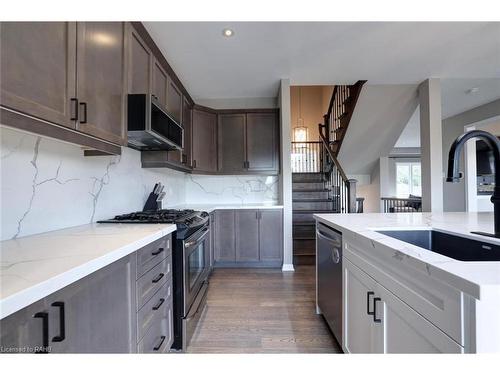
{"left": 281, "top": 263, "right": 295, "bottom": 272}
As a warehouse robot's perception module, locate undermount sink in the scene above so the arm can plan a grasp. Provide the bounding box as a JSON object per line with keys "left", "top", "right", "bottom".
{"left": 375, "top": 229, "right": 500, "bottom": 261}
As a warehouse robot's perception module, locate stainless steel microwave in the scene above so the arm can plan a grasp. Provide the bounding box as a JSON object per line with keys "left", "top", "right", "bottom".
{"left": 127, "top": 94, "right": 183, "bottom": 151}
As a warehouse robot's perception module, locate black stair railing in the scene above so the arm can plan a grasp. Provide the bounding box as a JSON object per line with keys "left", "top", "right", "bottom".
{"left": 318, "top": 81, "right": 367, "bottom": 213}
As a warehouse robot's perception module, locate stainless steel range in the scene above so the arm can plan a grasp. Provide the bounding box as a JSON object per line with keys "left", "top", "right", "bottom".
{"left": 98, "top": 209, "right": 210, "bottom": 351}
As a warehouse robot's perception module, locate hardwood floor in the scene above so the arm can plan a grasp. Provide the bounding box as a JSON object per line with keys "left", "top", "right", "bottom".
{"left": 187, "top": 266, "right": 342, "bottom": 353}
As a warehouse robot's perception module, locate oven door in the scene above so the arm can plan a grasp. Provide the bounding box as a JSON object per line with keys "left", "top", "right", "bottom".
{"left": 182, "top": 226, "right": 210, "bottom": 314}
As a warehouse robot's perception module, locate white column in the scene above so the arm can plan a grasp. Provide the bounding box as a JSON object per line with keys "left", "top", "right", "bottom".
{"left": 419, "top": 79, "right": 444, "bottom": 212}
{"left": 279, "top": 79, "right": 294, "bottom": 272}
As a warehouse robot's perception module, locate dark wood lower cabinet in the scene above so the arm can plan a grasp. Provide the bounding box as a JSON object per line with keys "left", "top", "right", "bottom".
{"left": 0, "top": 234, "right": 173, "bottom": 354}
{"left": 213, "top": 209, "right": 283, "bottom": 267}
{"left": 235, "top": 210, "right": 260, "bottom": 261}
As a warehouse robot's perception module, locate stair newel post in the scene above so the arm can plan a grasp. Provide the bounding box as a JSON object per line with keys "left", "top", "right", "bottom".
{"left": 347, "top": 179, "right": 358, "bottom": 213}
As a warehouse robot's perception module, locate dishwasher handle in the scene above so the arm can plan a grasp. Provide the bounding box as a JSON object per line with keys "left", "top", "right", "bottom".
{"left": 316, "top": 229, "right": 341, "bottom": 246}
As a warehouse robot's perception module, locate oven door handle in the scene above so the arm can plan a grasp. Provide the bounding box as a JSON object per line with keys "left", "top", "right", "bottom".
{"left": 184, "top": 227, "right": 209, "bottom": 248}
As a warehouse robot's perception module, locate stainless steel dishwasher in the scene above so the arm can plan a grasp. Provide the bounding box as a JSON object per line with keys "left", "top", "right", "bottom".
{"left": 316, "top": 222, "right": 343, "bottom": 344}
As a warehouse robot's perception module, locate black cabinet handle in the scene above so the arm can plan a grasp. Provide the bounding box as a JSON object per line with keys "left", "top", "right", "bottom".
{"left": 193, "top": 160, "right": 197, "bottom": 169}
{"left": 79, "top": 102, "right": 87, "bottom": 124}
{"left": 151, "top": 247, "right": 164, "bottom": 256}
{"left": 152, "top": 273, "right": 164, "bottom": 283}
{"left": 152, "top": 298, "right": 165, "bottom": 311}
{"left": 70, "top": 98, "right": 79, "bottom": 121}
{"left": 367, "top": 291, "right": 375, "bottom": 316}
{"left": 247, "top": 161, "right": 250, "bottom": 169}
{"left": 373, "top": 297, "right": 382, "bottom": 323}
{"left": 33, "top": 312, "right": 49, "bottom": 354}
{"left": 51, "top": 302, "right": 65, "bottom": 342}
{"left": 153, "top": 335, "right": 166, "bottom": 351}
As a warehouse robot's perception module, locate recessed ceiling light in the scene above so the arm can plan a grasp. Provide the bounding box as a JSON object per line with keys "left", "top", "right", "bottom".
{"left": 222, "top": 28, "right": 234, "bottom": 37}
{"left": 466, "top": 87, "right": 480, "bottom": 95}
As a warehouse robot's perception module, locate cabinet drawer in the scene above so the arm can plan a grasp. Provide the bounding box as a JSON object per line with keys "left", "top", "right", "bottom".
{"left": 137, "top": 301, "right": 173, "bottom": 353}
{"left": 136, "top": 235, "right": 171, "bottom": 279}
{"left": 137, "top": 278, "right": 172, "bottom": 341}
{"left": 136, "top": 256, "right": 171, "bottom": 310}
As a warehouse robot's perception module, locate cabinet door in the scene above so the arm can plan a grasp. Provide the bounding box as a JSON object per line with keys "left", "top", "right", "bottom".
{"left": 167, "top": 96, "right": 191, "bottom": 166}
{"left": 182, "top": 97, "right": 193, "bottom": 167}
{"left": 48, "top": 254, "right": 136, "bottom": 353}
{"left": 218, "top": 113, "right": 246, "bottom": 173}
{"left": 0, "top": 22, "right": 77, "bottom": 129}
{"left": 343, "top": 259, "right": 380, "bottom": 353}
{"left": 152, "top": 59, "right": 167, "bottom": 107}
{"left": 246, "top": 113, "right": 279, "bottom": 172}
{"left": 0, "top": 298, "right": 49, "bottom": 353}
{"left": 127, "top": 24, "right": 152, "bottom": 95}
{"left": 376, "top": 283, "right": 463, "bottom": 353}
{"left": 166, "top": 77, "right": 182, "bottom": 123}
{"left": 235, "top": 210, "right": 260, "bottom": 262}
{"left": 214, "top": 210, "right": 236, "bottom": 262}
{"left": 192, "top": 109, "right": 217, "bottom": 172}
{"left": 258, "top": 209, "right": 283, "bottom": 261}
{"left": 76, "top": 22, "right": 126, "bottom": 145}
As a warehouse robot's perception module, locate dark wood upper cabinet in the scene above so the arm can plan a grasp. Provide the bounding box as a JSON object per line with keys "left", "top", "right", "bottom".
{"left": 76, "top": 22, "right": 126, "bottom": 146}
{"left": 0, "top": 22, "right": 77, "bottom": 129}
{"left": 246, "top": 112, "right": 279, "bottom": 173}
{"left": 182, "top": 97, "right": 193, "bottom": 167}
{"left": 166, "top": 77, "right": 182, "bottom": 123}
{"left": 192, "top": 108, "right": 217, "bottom": 173}
{"left": 127, "top": 25, "right": 152, "bottom": 95}
{"left": 152, "top": 59, "right": 168, "bottom": 107}
{"left": 218, "top": 114, "right": 246, "bottom": 173}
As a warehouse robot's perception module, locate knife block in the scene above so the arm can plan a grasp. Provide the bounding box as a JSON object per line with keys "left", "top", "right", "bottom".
{"left": 143, "top": 192, "right": 158, "bottom": 211}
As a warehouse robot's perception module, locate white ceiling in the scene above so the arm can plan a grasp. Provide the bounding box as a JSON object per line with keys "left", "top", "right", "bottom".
{"left": 144, "top": 22, "right": 500, "bottom": 100}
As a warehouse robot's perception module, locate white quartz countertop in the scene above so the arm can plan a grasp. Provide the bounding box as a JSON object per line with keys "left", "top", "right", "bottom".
{"left": 314, "top": 212, "right": 500, "bottom": 299}
{"left": 0, "top": 223, "right": 176, "bottom": 319}
{"left": 168, "top": 203, "right": 284, "bottom": 213}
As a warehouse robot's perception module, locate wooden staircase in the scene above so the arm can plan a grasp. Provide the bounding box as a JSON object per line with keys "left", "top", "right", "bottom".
{"left": 291, "top": 81, "right": 366, "bottom": 265}
{"left": 292, "top": 172, "right": 330, "bottom": 265}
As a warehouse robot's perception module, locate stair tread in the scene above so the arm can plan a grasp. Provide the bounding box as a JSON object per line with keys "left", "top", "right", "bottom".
{"left": 293, "top": 209, "right": 337, "bottom": 214}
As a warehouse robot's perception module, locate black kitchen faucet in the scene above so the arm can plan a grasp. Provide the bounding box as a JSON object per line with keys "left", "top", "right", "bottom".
{"left": 446, "top": 130, "right": 500, "bottom": 238}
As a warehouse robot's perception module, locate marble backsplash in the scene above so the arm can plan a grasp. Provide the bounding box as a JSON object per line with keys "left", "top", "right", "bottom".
{"left": 1, "top": 126, "right": 279, "bottom": 240}
{"left": 0, "top": 126, "right": 186, "bottom": 240}
{"left": 185, "top": 174, "right": 279, "bottom": 205}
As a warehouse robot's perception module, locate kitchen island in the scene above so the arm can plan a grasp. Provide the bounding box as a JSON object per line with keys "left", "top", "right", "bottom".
{"left": 314, "top": 212, "right": 500, "bottom": 354}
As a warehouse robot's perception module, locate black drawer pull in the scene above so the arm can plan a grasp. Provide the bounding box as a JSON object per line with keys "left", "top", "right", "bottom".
{"left": 152, "top": 298, "right": 165, "bottom": 311}
{"left": 51, "top": 302, "right": 66, "bottom": 342}
{"left": 152, "top": 273, "right": 164, "bottom": 283}
{"left": 373, "top": 297, "right": 382, "bottom": 323}
{"left": 151, "top": 247, "right": 164, "bottom": 256}
{"left": 367, "top": 291, "right": 375, "bottom": 316}
{"left": 33, "top": 312, "right": 49, "bottom": 354}
{"left": 153, "top": 335, "right": 166, "bottom": 351}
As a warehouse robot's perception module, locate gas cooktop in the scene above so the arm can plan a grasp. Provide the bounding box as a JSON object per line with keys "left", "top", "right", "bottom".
{"left": 97, "top": 209, "right": 209, "bottom": 239}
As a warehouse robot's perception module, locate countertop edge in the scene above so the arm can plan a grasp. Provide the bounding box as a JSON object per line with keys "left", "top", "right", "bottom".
{"left": 313, "top": 214, "right": 488, "bottom": 300}
{"left": 0, "top": 225, "right": 176, "bottom": 320}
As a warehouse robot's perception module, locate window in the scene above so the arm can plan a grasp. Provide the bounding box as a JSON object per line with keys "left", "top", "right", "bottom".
{"left": 396, "top": 162, "right": 421, "bottom": 197}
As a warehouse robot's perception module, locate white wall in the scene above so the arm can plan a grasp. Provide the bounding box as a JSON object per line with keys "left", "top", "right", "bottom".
{"left": 442, "top": 98, "right": 500, "bottom": 212}
{"left": 279, "top": 79, "right": 294, "bottom": 271}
